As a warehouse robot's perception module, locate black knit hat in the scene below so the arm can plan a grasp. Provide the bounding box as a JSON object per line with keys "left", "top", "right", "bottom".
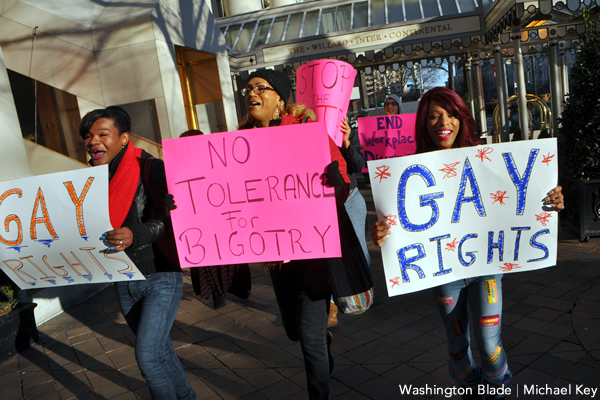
{"left": 246, "top": 69, "right": 292, "bottom": 105}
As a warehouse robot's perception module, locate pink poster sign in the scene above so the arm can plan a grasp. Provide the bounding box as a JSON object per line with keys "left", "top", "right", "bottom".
{"left": 296, "top": 60, "right": 357, "bottom": 147}
{"left": 162, "top": 122, "right": 341, "bottom": 267}
{"left": 357, "top": 114, "right": 417, "bottom": 172}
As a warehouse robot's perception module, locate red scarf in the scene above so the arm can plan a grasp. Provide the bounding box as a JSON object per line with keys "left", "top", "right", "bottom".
{"left": 280, "top": 113, "right": 350, "bottom": 184}
{"left": 109, "top": 144, "right": 142, "bottom": 229}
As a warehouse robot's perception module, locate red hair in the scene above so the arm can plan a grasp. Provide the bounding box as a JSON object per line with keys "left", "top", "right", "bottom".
{"left": 415, "top": 87, "right": 482, "bottom": 153}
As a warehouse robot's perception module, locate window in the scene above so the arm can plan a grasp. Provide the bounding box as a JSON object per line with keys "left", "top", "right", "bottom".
{"left": 440, "top": 0, "right": 460, "bottom": 15}
{"left": 457, "top": 0, "right": 477, "bottom": 12}
{"left": 353, "top": 2, "right": 369, "bottom": 29}
{"left": 320, "top": 7, "right": 337, "bottom": 34}
{"left": 303, "top": 10, "right": 320, "bottom": 37}
{"left": 268, "top": 16, "right": 288, "bottom": 43}
{"left": 224, "top": 24, "right": 241, "bottom": 48}
{"left": 422, "top": 0, "right": 441, "bottom": 17}
{"left": 235, "top": 22, "right": 257, "bottom": 53}
{"left": 370, "top": 0, "right": 386, "bottom": 26}
{"left": 249, "top": 19, "right": 271, "bottom": 51}
{"left": 388, "top": 0, "right": 406, "bottom": 23}
{"left": 286, "top": 13, "right": 304, "bottom": 41}
{"left": 336, "top": 5, "right": 352, "bottom": 31}
{"left": 404, "top": 0, "right": 423, "bottom": 20}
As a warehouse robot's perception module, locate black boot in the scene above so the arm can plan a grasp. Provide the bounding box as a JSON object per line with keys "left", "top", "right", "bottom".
{"left": 213, "top": 294, "right": 226, "bottom": 309}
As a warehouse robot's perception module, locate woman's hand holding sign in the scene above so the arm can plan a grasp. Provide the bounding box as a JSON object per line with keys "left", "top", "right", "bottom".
{"left": 370, "top": 220, "right": 391, "bottom": 247}
{"left": 102, "top": 227, "right": 133, "bottom": 252}
{"left": 543, "top": 185, "right": 564, "bottom": 211}
{"left": 341, "top": 117, "right": 351, "bottom": 150}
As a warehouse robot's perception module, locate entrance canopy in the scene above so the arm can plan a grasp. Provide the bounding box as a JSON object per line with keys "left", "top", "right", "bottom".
{"left": 217, "top": 0, "right": 593, "bottom": 75}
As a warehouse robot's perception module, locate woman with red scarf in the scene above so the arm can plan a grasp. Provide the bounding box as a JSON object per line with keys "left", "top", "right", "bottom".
{"left": 79, "top": 106, "right": 196, "bottom": 400}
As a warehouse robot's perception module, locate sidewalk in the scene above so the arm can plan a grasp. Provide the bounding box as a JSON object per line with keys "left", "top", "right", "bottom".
{"left": 1, "top": 186, "right": 599, "bottom": 400}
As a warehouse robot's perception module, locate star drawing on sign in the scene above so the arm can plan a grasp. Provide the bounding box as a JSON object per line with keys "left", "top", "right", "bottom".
{"left": 384, "top": 214, "right": 397, "bottom": 226}
{"left": 499, "top": 262, "right": 521, "bottom": 272}
{"left": 445, "top": 238, "right": 458, "bottom": 252}
{"left": 535, "top": 211, "right": 552, "bottom": 226}
{"left": 542, "top": 152, "right": 555, "bottom": 166}
{"left": 374, "top": 165, "right": 392, "bottom": 183}
{"left": 475, "top": 147, "right": 493, "bottom": 162}
{"left": 390, "top": 276, "right": 401, "bottom": 288}
{"left": 439, "top": 162, "right": 460, "bottom": 179}
{"left": 491, "top": 190, "right": 509, "bottom": 205}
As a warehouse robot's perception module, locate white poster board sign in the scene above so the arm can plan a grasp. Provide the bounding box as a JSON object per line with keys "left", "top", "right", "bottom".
{"left": 0, "top": 166, "right": 144, "bottom": 289}
{"left": 369, "top": 139, "right": 559, "bottom": 297}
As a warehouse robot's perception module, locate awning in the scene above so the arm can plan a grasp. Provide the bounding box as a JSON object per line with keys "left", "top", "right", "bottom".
{"left": 218, "top": 0, "right": 493, "bottom": 72}
{"left": 217, "top": 0, "right": 593, "bottom": 73}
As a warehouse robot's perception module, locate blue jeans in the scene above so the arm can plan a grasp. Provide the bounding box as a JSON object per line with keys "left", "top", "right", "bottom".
{"left": 270, "top": 260, "right": 330, "bottom": 400}
{"left": 432, "top": 275, "right": 512, "bottom": 394}
{"left": 115, "top": 272, "right": 196, "bottom": 400}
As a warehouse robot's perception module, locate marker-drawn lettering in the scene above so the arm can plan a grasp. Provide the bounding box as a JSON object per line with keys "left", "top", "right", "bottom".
{"left": 430, "top": 234, "right": 452, "bottom": 276}
{"left": 64, "top": 178, "right": 94, "bottom": 237}
{"left": 398, "top": 164, "right": 443, "bottom": 232}
{"left": 528, "top": 229, "right": 549, "bottom": 262}
{"left": 487, "top": 231, "right": 505, "bottom": 263}
{"left": 458, "top": 234, "right": 478, "bottom": 267}
{"left": 452, "top": 158, "right": 486, "bottom": 223}
{"left": 31, "top": 188, "right": 58, "bottom": 240}
{"left": 502, "top": 149, "right": 539, "bottom": 215}
{"left": 397, "top": 243, "right": 426, "bottom": 282}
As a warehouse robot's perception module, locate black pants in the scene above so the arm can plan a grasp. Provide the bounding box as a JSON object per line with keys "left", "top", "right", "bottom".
{"left": 270, "top": 259, "right": 331, "bottom": 400}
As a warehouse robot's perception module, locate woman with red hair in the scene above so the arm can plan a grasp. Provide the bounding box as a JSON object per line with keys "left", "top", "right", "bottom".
{"left": 371, "top": 87, "right": 564, "bottom": 399}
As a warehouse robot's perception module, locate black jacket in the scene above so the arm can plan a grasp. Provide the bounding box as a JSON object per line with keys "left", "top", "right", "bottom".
{"left": 340, "top": 128, "right": 365, "bottom": 189}
{"left": 121, "top": 151, "right": 180, "bottom": 275}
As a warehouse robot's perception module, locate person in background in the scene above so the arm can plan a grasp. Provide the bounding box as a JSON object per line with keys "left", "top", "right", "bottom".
{"left": 361, "top": 94, "right": 403, "bottom": 187}
{"left": 383, "top": 94, "right": 402, "bottom": 116}
{"left": 80, "top": 106, "right": 196, "bottom": 399}
{"left": 370, "top": 87, "right": 564, "bottom": 400}
{"left": 333, "top": 118, "right": 371, "bottom": 327}
{"left": 179, "top": 130, "right": 251, "bottom": 309}
{"left": 239, "top": 69, "right": 350, "bottom": 400}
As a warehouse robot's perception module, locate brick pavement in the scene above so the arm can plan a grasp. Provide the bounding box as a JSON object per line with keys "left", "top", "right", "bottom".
{"left": 1, "top": 186, "right": 599, "bottom": 400}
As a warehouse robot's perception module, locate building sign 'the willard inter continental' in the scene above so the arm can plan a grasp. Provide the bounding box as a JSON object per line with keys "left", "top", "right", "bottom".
{"left": 262, "top": 15, "right": 481, "bottom": 64}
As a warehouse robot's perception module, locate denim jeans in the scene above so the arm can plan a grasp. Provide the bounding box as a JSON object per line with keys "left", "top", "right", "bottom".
{"left": 270, "top": 260, "right": 330, "bottom": 400}
{"left": 115, "top": 272, "right": 196, "bottom": 400}
{"left": 432, "top": 274, "right": 512, "bottom": 393}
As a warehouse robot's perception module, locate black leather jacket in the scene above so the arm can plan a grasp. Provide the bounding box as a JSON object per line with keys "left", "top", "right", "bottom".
{"left": 120, "top": 152, "right": 180, "bottom": 275}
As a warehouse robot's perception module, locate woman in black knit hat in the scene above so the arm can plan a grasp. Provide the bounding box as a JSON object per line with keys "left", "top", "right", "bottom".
{"left": 238, "top": 69, "right": 351, "bottom": 400}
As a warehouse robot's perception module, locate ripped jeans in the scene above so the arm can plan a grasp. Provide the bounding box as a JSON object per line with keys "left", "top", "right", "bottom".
{"left": 432, "top": 275, "right": 512, "bottom": 392}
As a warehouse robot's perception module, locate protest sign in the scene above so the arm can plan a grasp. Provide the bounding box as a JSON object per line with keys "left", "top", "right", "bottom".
{"left": 0, "top": 166, "right": 143, "bottom": 290}
{"left": 162, "top": 122, "right": 341, "bottom": 267}
{"left": 358, "top": 114, "right": 417, "bottom": 172}
{"left": 369, "top": 139, "right": 559, "bottom": 297}
{"left": 296, "top": 60, "right": 356, "bottom": 147}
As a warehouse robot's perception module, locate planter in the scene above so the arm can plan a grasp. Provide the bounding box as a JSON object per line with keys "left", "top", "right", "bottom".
{"left": 0, "top": 302, "right": 39, "bottom": 363}
{"left": 560, "top": 176, "right": 600, "bottom": 242}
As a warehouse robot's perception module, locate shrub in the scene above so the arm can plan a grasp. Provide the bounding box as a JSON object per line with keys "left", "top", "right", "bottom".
{"left": 558, "top": 8, "right": 600, "bottom": 179}
{"left": 0, "top": 270, "right": 18, "bottom": 317}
